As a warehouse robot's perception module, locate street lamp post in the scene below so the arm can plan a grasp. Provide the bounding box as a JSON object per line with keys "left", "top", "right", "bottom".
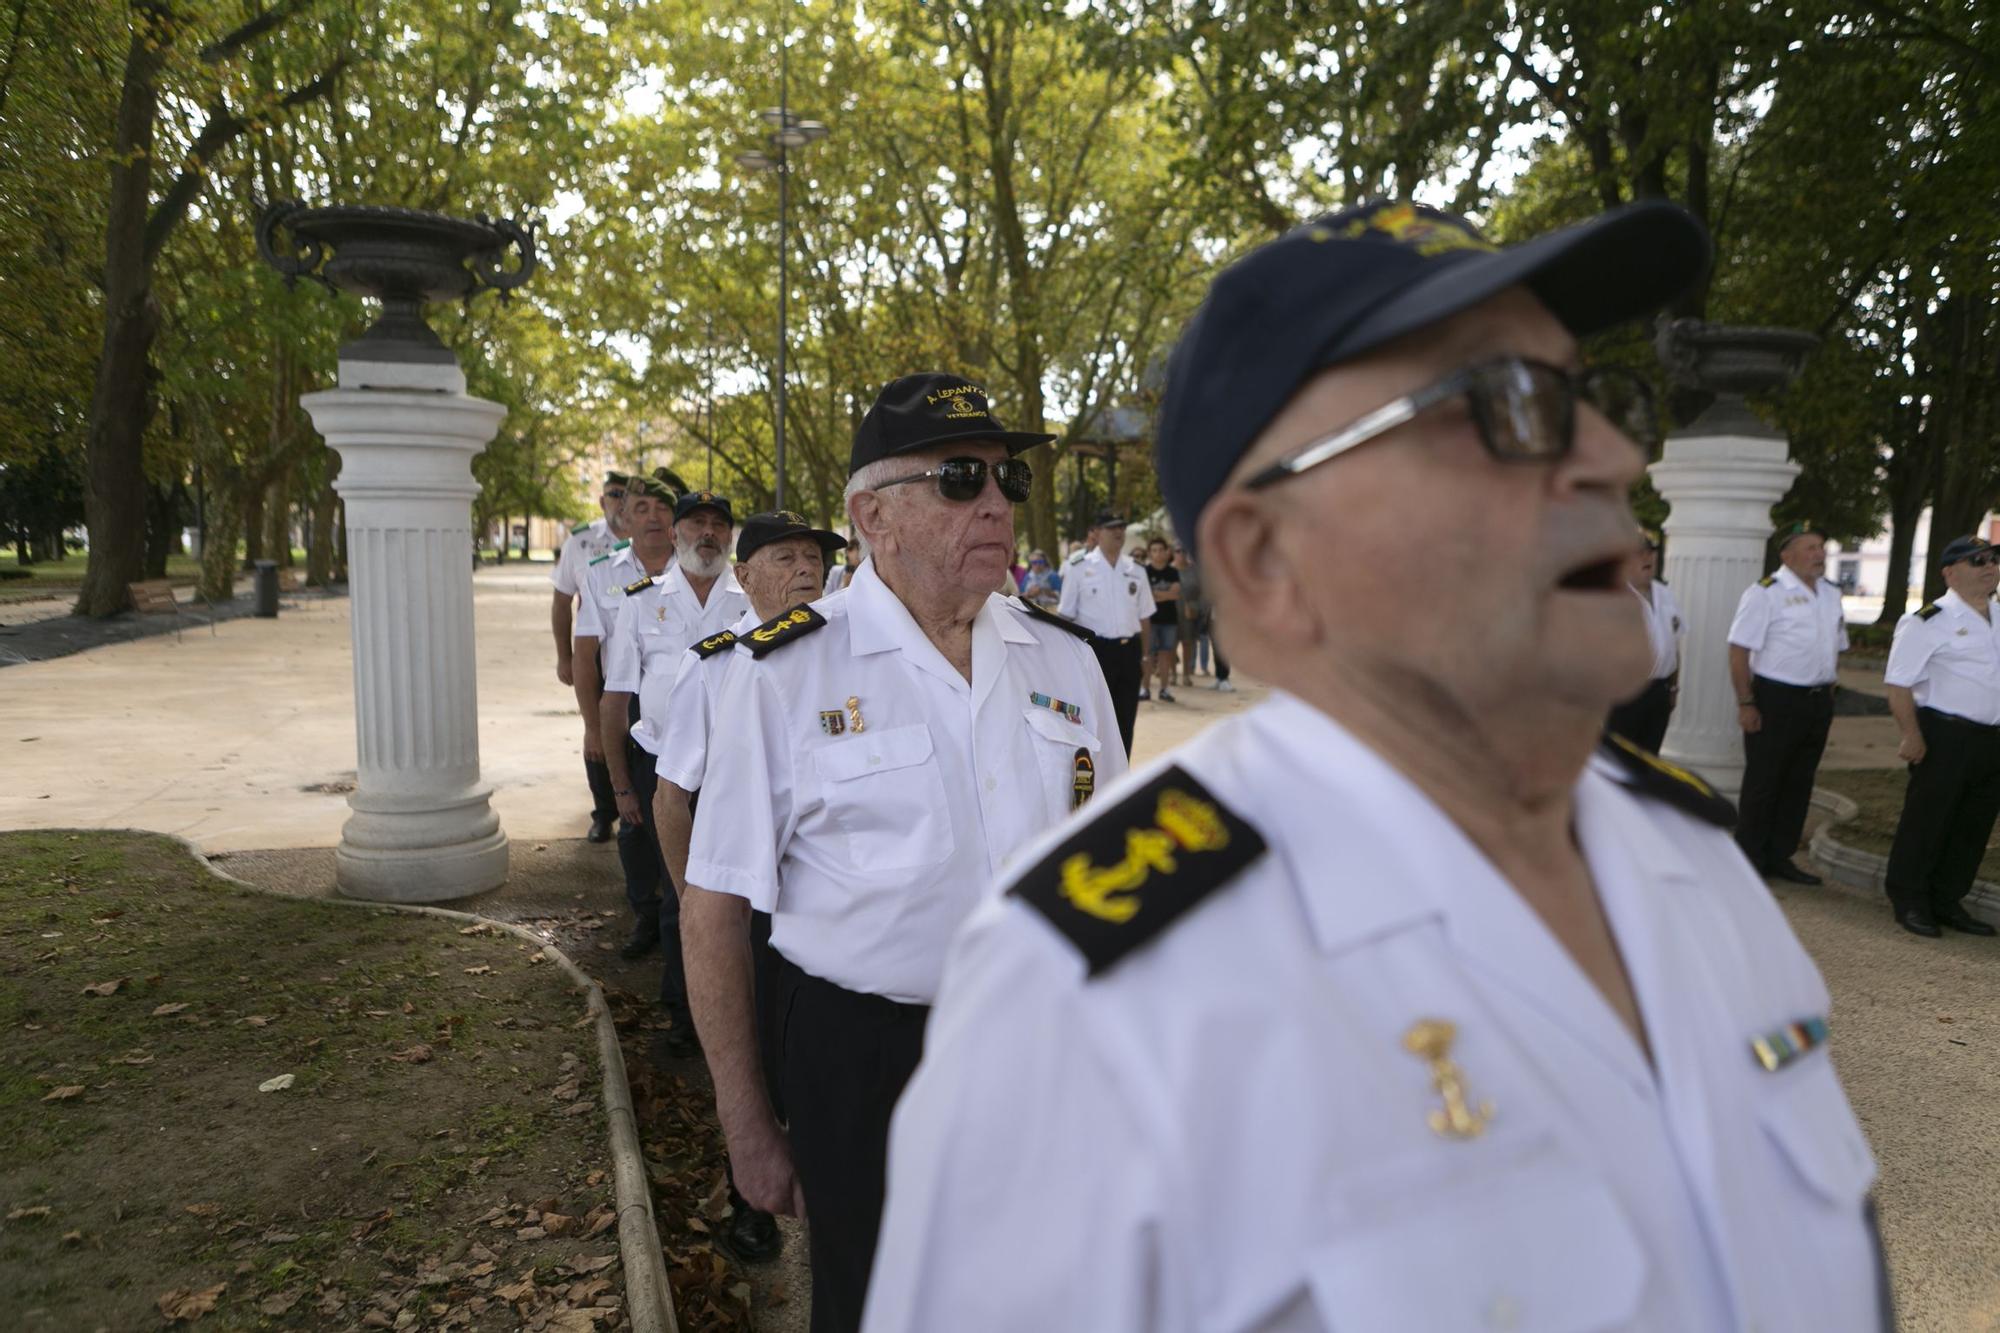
{"left": 735, "top": 40, "right": 827, "bottom": 512}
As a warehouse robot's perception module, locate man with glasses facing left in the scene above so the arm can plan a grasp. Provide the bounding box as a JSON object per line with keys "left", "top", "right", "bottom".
{"left": 680, "top": 373, "right": 1124, "bottom": 1333}
{"left": 864, "top": 203, "right": 1888, "bottom": 1332}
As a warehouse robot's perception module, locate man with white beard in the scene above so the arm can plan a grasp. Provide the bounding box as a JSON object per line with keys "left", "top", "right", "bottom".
{"left": 602, "top": 489, "right": 747, "bottom": 1038}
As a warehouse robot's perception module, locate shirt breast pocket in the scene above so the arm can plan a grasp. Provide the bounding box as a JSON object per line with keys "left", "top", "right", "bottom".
{"left": 812, "top": 724, "right": 955, "bottom": 873}
{"left": 1759, "top": 1056, "right": 1876, "bottom": 1210}
{"left": 1020, "top": 706, "right": 1103, "bottom": 820}
{"left": 1305, "top": 1137, "right": 1645, "bottom": 1332}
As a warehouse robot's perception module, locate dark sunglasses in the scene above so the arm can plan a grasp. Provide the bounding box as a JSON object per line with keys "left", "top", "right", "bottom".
{"left": 1242, "top": 357, "right": 1660, "bottom": 491}
{"left": 603, "top": 488, "right": 627, "bottom": 500}
{"left": 1963, "top": 554, "right": 1999, "bottom": 569}
{"left": 875, "top": 456, "right": 1034, "bottom": 504}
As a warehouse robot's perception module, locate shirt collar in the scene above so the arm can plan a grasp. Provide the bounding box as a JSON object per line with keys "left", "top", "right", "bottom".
{"left": 995, "top": 596, "right": 1038, "bottom": 645}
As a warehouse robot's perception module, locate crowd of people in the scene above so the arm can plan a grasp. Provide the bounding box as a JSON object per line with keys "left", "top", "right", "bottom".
{"left": 538, "top": 197, "right": 1968, "bottom": 1331}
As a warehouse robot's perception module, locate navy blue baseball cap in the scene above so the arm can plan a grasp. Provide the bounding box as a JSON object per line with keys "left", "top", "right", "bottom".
{"left": 1155, "top": 199, "right": 1712, "bottom": 547}
{"left": 1939, "top": 535, "right": 1992, "bottom": 568}
{"left": 673, "top": 489, "right": 733, "bottom": 524}
{"left": 850, "top": 373, "right": 1056, "bottom": 475}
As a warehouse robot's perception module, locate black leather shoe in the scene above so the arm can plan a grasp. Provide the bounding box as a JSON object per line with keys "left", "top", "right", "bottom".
{"left": 1768, "top": 860, "right": 1823, "bottom": 886}
{"left": 715, "top": 1202, "right": 782, "bottom": 1264}
{"left": 1939, "top": 908, "right": 1998, "bottom": 937}
{"left": 620, "top": 914, "right": 660, "bottom": 960}
{"left": 1895, "top": 908, "right": 1942, "bottom": 938}
{"left": 586, "top": 814, "right": 613, "bottom": 844}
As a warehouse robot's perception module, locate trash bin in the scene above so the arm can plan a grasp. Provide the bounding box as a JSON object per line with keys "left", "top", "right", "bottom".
{"left": 253, "top": 560, "right": 280, "bottom": 618}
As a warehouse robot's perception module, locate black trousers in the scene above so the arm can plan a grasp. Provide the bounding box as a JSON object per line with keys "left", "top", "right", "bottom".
{"left": 1090, "top": 633, "right": 1145, "bottom": 757}
{"left": 619, "top": 737, "right": 687, "bottom": 1013}
{"left": 585, "top": 753, "right": 617, "bottom": 822}
{"left": 1736, "top": 676, "right": 1835, "bottom": 872}
{"left": 1607, "top": 676, "right": 1675, "bottom": 754}
{"left": 1885, "top": 709, "right": 2000, "bottom": 917}
{"left": 774, "top": 953, "right": 929, "bottom": 1333}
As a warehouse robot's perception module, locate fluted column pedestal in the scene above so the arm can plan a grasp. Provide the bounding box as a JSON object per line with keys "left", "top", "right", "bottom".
{"left": 302, "top": 357, "right": 509, "bottom": 901}
{"left": 1650, "top": 433, "right": 1801, "bottom": 796}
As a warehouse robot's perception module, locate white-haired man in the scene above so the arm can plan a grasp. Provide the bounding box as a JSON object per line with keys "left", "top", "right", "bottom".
{"left": 681, "top": 373, "right": 1124, "bottom": 1333}
{"left": 865, "top": 202, "right": 1889, "bottom": 1331}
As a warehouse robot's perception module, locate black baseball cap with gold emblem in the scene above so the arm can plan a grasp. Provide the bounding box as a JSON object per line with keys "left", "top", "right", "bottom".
{"left": 736, "top": 510, "right": 847, "bottom": 564}
{"left": 849, "top": 373, "right": 1056, "bottom": 475}
{"left": 673, "top": 489, "right": 734, "bottom": 524}
{"left": 1154, "top": 199, "right": 1711, "bottom": 546}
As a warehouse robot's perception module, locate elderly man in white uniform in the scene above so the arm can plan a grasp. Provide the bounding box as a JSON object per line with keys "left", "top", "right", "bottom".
{"left": 682, "top": 373, "right": 1124, "bottom": 1333}
{"left": 1057, "top": 508, "right": 1154, "bottom": 756}
{"left": 865, "top": 201, "right": 1889, "bottom": 1333}
{"left": 1606, "top": 532, "right": 1684, "bottom": 752}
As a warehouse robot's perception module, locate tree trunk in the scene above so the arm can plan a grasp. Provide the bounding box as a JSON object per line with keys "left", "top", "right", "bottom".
{"left": 241, "top": 483, "right": 265, "bottom": 567}
{"left": 143, "top": 480, "right": 175, "bottom": 577}
{"left": 307, "top": 466, "right": 337, "bottom": 587}
{"left": 198, "top": 480, "right": 241, "bottom": 602}
{"left": 74, "top": 11, "right": 166, "bottom": 617}
{"left": 263, "top": 478, "right": 290, "bottom": 568}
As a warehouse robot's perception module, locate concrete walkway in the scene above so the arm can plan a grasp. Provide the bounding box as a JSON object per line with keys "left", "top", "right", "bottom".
{"left": 5, "top": 567, "right": 1995, "bottom": 1327}
{"left": 0, "top": 563, "right": 1255, "bottom": 851}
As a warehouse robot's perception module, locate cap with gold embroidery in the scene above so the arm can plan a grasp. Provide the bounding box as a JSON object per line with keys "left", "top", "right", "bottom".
{"left": 673, "top": 489, "right": 734, "bottom": 524}
{"left": 1154, "top": 198, "right": 1711, "bottom": 549}
{"left": 849, "top": 373, "right": 1056, "bottom": 475}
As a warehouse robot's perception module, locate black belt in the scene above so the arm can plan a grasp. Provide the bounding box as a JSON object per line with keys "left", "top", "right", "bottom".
{"left": 1920, "top": 706, "right": 2000, "bottom": 734}
{"left": 1092, "top": 633, "right": 1140, "bottom": 646}
{"left": 1754, "top": 676, "right": 1835, "bottom": 696}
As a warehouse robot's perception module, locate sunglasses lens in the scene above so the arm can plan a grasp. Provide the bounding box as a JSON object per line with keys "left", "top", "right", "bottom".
{"left": 1475, "top": 362, "right": 1569, "bottom": 458}
{"left": 932, "top": 459, "right": 987, "bottom": 501}
{"left": 994, "top": 459, "right": 1033, "bottom": 503}
{"left": 1971, "top": 555, "right": 1998, "bottom": 568}
{"left": 1585, "top": 369, "right": 1662, "bottom": 454}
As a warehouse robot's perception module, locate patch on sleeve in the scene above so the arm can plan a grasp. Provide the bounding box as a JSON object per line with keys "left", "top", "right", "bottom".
{"left": 623, "top": 576, "right": 656, "bottom": 596}
{"left": 571, "top": 520, "right": 590, "bottom": 534}
{"left": 1014, "top": 599, "right": 1094, "bottom": 642}
{"left": 1011, "top": 765, "right": 1265, "bottom": 976}
{"left": 587, "top": 552, "right": 612, "bottom": 566}
{"left": 692, "top": 630, "right": 739, "bottom": 659}
{"left": 1917, "top": 603, "right": 1942, "bottom": 621}
{"left": 1601, "top": 733, "right": 1736, "bottom": 828}
{"left": 1758, "top": 575, "right": 1776, "bottom": 587}
{"left": 744, "top": 604, "right": 828, "bottom": 658}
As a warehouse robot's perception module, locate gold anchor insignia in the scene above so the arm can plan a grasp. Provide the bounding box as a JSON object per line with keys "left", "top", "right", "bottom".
{"left": 845, "top": 695, "right": 865, "bottom": 734}
{"left": 1402, "top": 1018, "right": 1494, "bottom": 1140}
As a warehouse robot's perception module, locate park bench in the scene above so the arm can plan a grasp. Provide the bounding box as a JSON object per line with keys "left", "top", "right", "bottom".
{"left": 128, "top": 579, "right": 179, "bottom": 614}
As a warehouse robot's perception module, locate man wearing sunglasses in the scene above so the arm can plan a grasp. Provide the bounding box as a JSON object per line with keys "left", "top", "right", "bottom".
{"left": 681, "top": 373, "right": 1125, "bottom": 1333}
{"left": 866, "top": 202, "right": 1887, "bottom": 1332}
{"left": 1882, "top": 535, "right": 2000, "bottom": 939}
{"left": 1727, "top": 523, "right": 1848, "bottom": 885}
{"left": 552, "top": 471, "right": 631, "bottom": 842}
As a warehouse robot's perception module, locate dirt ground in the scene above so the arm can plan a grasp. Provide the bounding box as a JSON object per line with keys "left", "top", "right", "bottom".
{"left": 0, "top": 831, "right": 625, "bottom": 1331}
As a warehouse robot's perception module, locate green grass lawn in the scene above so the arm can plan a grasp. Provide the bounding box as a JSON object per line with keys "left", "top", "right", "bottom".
{"left": 0, "top": 831, "right": 624, "bottom": 1330}
{"left": 1815, "top": 767, "right": 2000, "bottom": 884}
{"left": 0, "top": 553, "right": 204, "bottom": 591}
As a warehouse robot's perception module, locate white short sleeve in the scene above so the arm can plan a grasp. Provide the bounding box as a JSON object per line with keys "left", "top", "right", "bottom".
{"left": 574, "top": 575, "right": 607, "bottom": 641}
{"left": 1883, "top": 613, "right": 1935, "bottom": 689}
{"left": 1056, "top": 567, "right": 1082, "bottom": 619}
{"left": 602, "top": 597, "right": 643, "bottom": 693}
{"left": 551, "top": 532, "right": 583, "bottom": 595}
{"left": 1726, "top": 583, "right": 1770, "bottom": 651}
{"left": 653, "top": 651, "right": 713, "bottom": 789}
{"left": 685, "top": 667, "right": 794, "bottom": 911}
{"left": 864, "top": 906, "right": 1163, "bottom": 1333}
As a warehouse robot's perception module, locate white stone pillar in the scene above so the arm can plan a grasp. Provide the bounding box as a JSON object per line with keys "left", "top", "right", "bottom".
{"left": 302, "top": 357, "right": 509, "bottom": 901}
{"left": 1650, "top": 433, "right": 1800, "bottom": 795}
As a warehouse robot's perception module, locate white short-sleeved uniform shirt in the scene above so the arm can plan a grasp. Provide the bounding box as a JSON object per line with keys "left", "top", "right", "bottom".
{"left": 572, "top": 542, "right": 635, "bottom": 642}
{"left": 1057, "top": 546, "right": 1156, "bottom": 640}
{"left": 551, "top": 516, "right": 617, "bottom": 597}
{"left": 824, "top": 563, "right": 852, "bottom": 595}
{"left": 867, "top": 693, "right": 1885, "bottom": 1333}
{"left": 1726, "top": 567, "right": 1848, "bottom": 686}
{"left": 606, "top": 563, "right": 748, "bottom": 744}
{"left": 1634, "top": 578, "right": 1684, "bottom": 680}
{"left": 686, "top": 559, "right": 1126, "bottom": 1003}
{"left": 643, "top": 607, "right": 767, "bottom": 778}
{"left": 1885, "top": 589, "right": 2000, "bottom": 725}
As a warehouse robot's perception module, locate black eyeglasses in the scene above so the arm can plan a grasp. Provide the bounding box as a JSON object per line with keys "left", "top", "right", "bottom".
{"left": 1965, "top": 554, "right": 1999, "bottom": 569}
{"left": 875, "top": 457, "right": 1034, "bottom": 504}
{"left": 1242, "top": 358, "right": 1660, "bottom": 491}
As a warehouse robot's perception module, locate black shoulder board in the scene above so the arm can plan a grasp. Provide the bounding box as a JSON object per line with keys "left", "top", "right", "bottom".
{"left": 1601, "top": 733, "right": 1736, "bottom": 828}
{"left": 1917, "top": 603, "right": 1942, "bottom": 621}
{"left": 1015, "top": 599, "right": 1093, "bottom": 643}
{"left": 1012, "top": 765, "right": 1265, "bottom": 976}
{"left": 1758, "top": 575, "right": 1776, "bottom": 587}
{"left": 623, "top": 576, "right": 655, "bottom": 596}
{"left": 692, "top": 630, "right": 738, "bottom": 659}
{"left": 744, "top": 603, "right": 827, "bottom": 658}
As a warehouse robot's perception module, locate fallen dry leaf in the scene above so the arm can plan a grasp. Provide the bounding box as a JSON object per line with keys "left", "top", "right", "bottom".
{"left": 42, "top": 1083, "right": 86, "bottom": 1102}
{"left": 546, "top": 1311, "right": 604, "bottom": 1332}
{"left": 388, "top": 1044, "right": 433, "bottom": 1064}
{"left": 257, "top": 1289, "right": 304, "bottom": 1316}
{"left": 541, "top": 1212, "right": 576, "bottom": 1236}
{"left": 7, "top": 1206, "right": 51, "bottom": 1222}
{"left": 240, "top": 1015, "right": 275, "bottom": 1027}
{"left": 157, "top": 1281, "right": 226, "bottom": 1323}
{"left": 495, "top": 1276, "right": 537, "bottom": 1305}
{"left": 462, "top": 966, "right": 492, "bottom": 976}
{"left": 80, "top": 979, "right": 125, "bottom": 997}
{"left": 184, "top": 1203, "right": 223, "bottom": 1218}
{"left": 151, "top": 1002, "right": 190, "bottom": 1017}
{"left": 257, "top": 1074, "right": 295, "bottom": 1093}
{"left": 61, "top": 1229, "right": 85, "bottom": 1246}
{"left": 110, "top": 1051, "right": 154, "bottom": 1066}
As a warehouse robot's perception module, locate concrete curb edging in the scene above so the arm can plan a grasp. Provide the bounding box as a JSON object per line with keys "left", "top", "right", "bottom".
{"left": 1807, "top": 790, "right": 2000, "bottom": 926}
{"left": 156, "top": 832, "right": 679, "bottom": 1333}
